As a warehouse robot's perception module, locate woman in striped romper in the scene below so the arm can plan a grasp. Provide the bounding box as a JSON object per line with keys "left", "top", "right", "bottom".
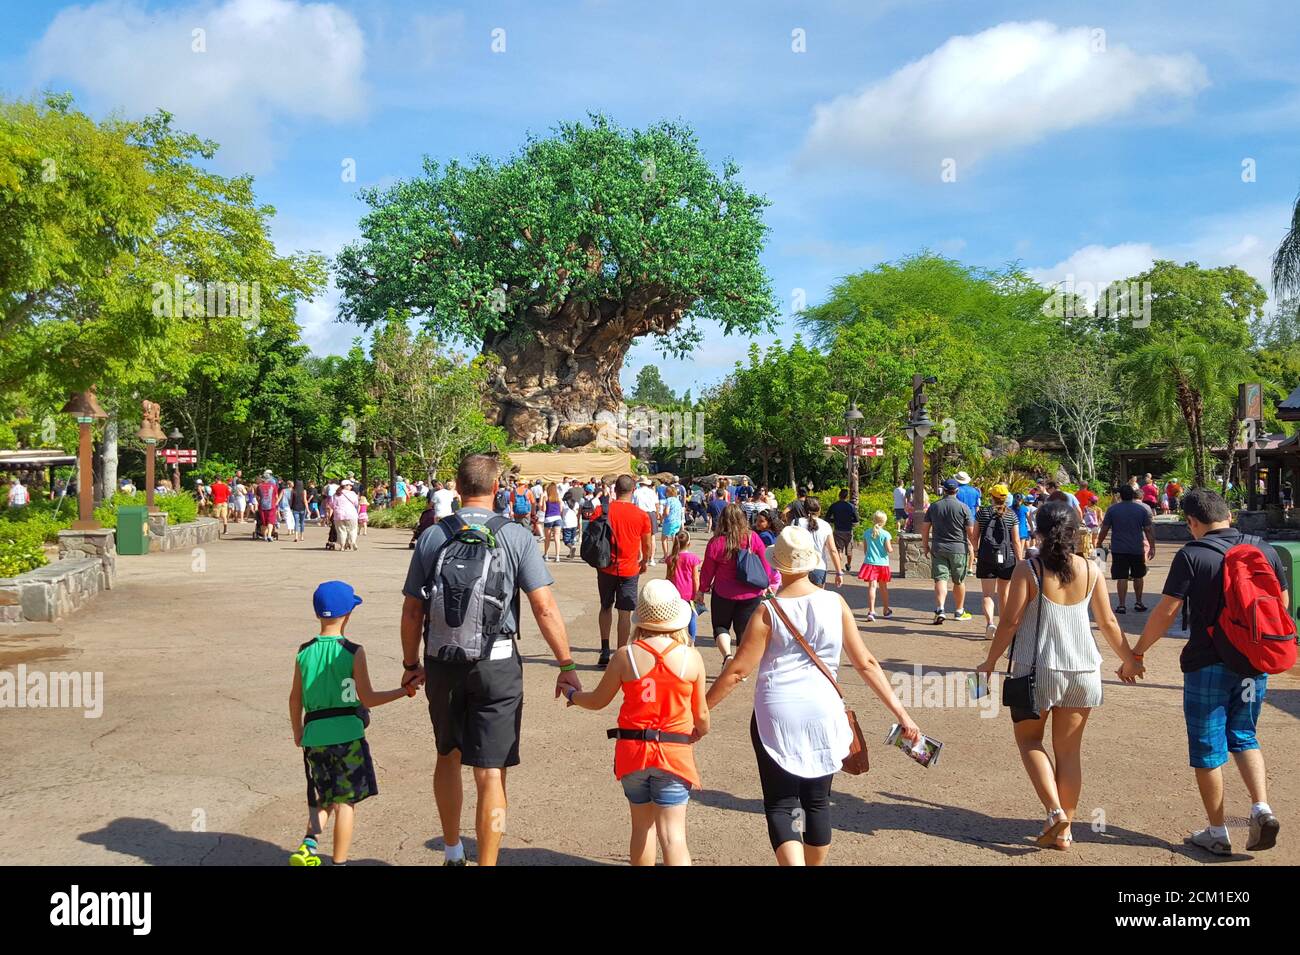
{"left": 978, "top": 500, "right": 1141, "bottom": 850}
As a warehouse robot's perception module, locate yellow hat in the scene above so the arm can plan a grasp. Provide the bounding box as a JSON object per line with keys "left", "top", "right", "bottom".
{"left": 990, "top": 484, "right": 1010, "bottom": 500}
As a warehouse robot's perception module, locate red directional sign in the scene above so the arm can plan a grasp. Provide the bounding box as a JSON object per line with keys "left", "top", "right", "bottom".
{"left": 856, "top": 447, "right": 883, "bottom": 457}
{"left": 824, "top": 435, "right": 884, "bottom": 447}
{"left": 157, "top": 448, "right": 198, "bottom": 464}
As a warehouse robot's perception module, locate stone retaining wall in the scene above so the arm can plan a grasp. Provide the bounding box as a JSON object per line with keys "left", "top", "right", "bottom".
{"left": 57, "top": 528, "right": 116, "bottom": 591}
{"left": 147, "top": 516, "right": 222, "bottom": 553}
{"left": 0, "top": 557, "right": 105, "bottom": 623}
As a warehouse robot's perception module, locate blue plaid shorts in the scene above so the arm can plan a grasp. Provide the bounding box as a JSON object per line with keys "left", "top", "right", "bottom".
{"left": 1183, "top": 663, "right": 1267, "bottom": 769}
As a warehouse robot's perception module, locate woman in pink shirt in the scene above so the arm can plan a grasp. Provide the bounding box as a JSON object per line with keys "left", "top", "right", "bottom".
{"left": 697, "top": 504, "right": 779, "bottom": 665}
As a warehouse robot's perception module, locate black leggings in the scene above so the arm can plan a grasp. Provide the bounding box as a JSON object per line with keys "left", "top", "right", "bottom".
{"left": 710, "top": 593, "right": 762, "bottom": 645}
{"left": 750, "top": 713, "right": 834, "bottom": 850}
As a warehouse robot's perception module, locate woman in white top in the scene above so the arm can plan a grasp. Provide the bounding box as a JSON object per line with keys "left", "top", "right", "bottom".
{"left": 977, "top": 500, "right": 1139, "bottom": 850}
{"left": 793, "top": 498, "right": 844, "bottom": 589}
{"left": 707, "top": 525, "right": 922, "bottom": 866}
{"left": 231, "top": 481, "right": 247, "bottom": 523}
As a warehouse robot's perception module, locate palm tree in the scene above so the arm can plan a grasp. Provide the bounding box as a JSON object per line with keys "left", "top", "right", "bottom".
{"left": 1119, "top": 337, "right": 1249, "bottom": 489}
{"left": 1273, "top": 190, "right": 1300, "bottom": 298}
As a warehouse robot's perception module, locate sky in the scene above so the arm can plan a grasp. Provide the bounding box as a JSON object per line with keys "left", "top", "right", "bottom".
{"left": 3, "top": 0, "right": 1299, "bottom": 397}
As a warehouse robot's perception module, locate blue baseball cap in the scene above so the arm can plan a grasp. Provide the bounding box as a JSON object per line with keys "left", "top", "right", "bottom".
{"left": 942, "top": 478, "right": 959, "bottom": 491}
{"left": 313, "top": 580, "right": 362, "bottom": 618}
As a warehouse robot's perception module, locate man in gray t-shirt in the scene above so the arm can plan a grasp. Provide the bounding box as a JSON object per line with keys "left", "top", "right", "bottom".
{"left": 399, "top": 455, "right": 580, "bottom": 868}
{"left": 923, "top": 479, "right": 975, "bottom": 624}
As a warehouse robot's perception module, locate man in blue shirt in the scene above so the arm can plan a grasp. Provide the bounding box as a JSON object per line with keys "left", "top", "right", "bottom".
{"left": 954, "top": 471, "right": 981, "bottom": 513}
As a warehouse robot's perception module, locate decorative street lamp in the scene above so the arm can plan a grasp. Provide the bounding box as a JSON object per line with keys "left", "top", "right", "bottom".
{"left": 168, "top": 427, "right": 183, "bottom": 494}
{"left": 61, "top": 389, "right": 108, "bottom": 530}
{"left": 845, "top": 401, "right": 864, "bottom": 503}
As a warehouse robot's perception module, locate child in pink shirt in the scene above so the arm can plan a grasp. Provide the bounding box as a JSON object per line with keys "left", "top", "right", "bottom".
{"left": 665, "top": 530, "right": 703, "bottom": 643}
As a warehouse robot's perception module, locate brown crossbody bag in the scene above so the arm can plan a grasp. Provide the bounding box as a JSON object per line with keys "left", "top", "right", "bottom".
{"left": 763, "top": 591, "right": 870, "bottom": 775}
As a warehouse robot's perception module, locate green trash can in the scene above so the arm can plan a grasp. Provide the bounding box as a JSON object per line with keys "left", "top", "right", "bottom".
{"left": 116, "top": 505, "right": 150, "bottom": 556}
{"left": 1267, "top": 540, "right": 1300, "bottom": 624}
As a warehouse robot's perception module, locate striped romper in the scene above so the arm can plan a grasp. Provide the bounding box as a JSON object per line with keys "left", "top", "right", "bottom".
{"left": 1008, "top": 560, "right": 1104, "bottom": 713}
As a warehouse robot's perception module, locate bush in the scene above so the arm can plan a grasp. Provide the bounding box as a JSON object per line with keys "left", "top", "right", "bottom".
{"left": 95, "top": 491, "right": 198, "bottom": 527}
{"left": 0, "top": 498, "right": 74, "bottom": 543}
{"left": 765, "top": 486, "right": 900, "bottom": 539}
{"left": 366, "top": 500, "right": 426, "bottom": 529}
{"left": 0, "top": 520, "right": 48, "bottom": 577}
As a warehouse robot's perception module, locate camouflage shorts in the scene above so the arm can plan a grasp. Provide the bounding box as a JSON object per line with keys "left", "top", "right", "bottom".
{"left": 303, "top": 737, "right": 378, "bottom": 807}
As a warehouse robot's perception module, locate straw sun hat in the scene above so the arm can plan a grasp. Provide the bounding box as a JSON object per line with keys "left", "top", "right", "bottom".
{"left": 632, "top": 579, "right": 693, "bottom": 633}
{"left": 770, "top": 525, "right": 819, "bottom": 576}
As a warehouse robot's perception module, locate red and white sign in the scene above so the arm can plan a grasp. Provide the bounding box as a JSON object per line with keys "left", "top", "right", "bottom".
{"left": 856, "top": 447, "right": 883, "bottom": 457}
{"left": 157, "top": 448, "right": 198, "bottom": 464}
{"left": 824, "top": 434, "right": 884, "bottom": 447}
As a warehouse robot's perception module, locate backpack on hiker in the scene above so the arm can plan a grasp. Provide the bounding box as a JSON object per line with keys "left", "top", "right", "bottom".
{"left": 1190, "top": 534, "right": 1297, "bottom": 675}
{"left": 494, "top": 488, "right": 511, "bottom": 513}
{"left": 579, "top": 496, "right": 596, "bottom": 520}
{"left": 420, "top": 514, "right": 511, "bottom": 662}
{"left": 978, "top": 509, "right": 1015, "bottom": 564}
{"left": 513, "top": 489, "right": 532, "bottom": 516}
{"left": 581, "top": 512, "right": 615, "bottom": 569}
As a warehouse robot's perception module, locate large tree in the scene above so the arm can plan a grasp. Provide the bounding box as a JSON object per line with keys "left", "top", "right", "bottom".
{"left": 335, "top": 115, "right": 776, "bottom": 447}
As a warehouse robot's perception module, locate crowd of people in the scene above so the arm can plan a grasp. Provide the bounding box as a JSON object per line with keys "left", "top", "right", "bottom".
{"left": 284, "top": 453, "right": 1289, "bottom": 867}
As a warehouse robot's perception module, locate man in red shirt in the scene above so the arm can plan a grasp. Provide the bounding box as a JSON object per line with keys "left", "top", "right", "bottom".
{"left": 596, "top": 473, "right": 652, "bottom": 668}
{"left": 1075, "top": 481, "right": 1097, "bottom": 512}
{"left": 210, "top": 478, "right": 231, "bottom": 535}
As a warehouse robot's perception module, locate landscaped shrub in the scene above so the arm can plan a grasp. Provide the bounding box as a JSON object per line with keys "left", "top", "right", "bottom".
{"left": 95, "top": 490, "right": 199, "bottom": 527}
{"left": 0, "top": 498, "right": 74, "bottom": 542}
{"left": 366, "top": 500, "right": 427, "bottom": 529}
{"left": 0, "top": 520, "right": 48, "bottom": 577}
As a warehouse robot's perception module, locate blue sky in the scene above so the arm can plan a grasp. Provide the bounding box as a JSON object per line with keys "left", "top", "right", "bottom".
{"left": 4, "top": 0, "right": 1300, "bottom": 396}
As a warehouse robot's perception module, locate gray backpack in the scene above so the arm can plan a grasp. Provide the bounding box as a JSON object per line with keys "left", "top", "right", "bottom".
{"left": 420, "top": 515, "right": 511, "bottom": 662}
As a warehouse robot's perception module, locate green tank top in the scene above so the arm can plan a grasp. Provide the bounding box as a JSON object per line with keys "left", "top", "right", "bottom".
{"left": 297, "top": 636, "right": 365, "bottom": 747}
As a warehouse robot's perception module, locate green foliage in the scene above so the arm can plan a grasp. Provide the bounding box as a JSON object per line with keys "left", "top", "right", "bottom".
{"left": 365, "top": 500, "right": 426, "bottom": 529}
{"left": 0, "top": 497, "right": 73, "bottom": 543}
{"left": 95, "top": 491, "right": 198, "bottom": 528}
{"left": 336, "top": 114, "right": 777, "bottom": 357}
{"left": 0, "top": 520, "right": 48, "bottom": 577}
{"left": 630, "top": 365, "right": 677, "bottom": 406}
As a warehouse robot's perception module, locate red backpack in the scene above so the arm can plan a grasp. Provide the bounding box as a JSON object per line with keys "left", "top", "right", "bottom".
{"left": 1194, "top": 536, "right": 1297, "bottom": 675}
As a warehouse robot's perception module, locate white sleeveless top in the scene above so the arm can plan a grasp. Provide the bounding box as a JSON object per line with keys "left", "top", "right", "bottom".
{"left": 1008, "top": 561, "right": 1103, "bottom": 672}
{"left": 753, "top": 589, "right": 852, "bottom": 778}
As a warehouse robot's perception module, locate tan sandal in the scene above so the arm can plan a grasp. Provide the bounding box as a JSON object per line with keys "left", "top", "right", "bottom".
{"left": 1035, "top": 809, "right": 1070, "bottom": 847}
{"left": 1052, "top": 828, "right": 1074, "bottom": 851}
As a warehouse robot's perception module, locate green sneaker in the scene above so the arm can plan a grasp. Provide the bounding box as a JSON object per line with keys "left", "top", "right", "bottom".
{"left": 953, "top": 610, "right": 973, "bottom": 621}
{"left": 289, "top": 843, "right": 322, "bottom": 866}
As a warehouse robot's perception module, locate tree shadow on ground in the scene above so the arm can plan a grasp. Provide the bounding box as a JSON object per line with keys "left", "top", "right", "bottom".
{"left": 78, "top": 817, "right": 390, "bottom": 866}
{"left": 423, "top": 835, "right": 615, "bottom": 866}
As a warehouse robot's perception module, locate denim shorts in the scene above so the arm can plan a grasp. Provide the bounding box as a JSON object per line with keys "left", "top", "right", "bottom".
{"left": 1184, "top": 663, "right": 1267, "bottom": 769}
{"left": 620, "top": 767, "right": 691, "bottom": 807}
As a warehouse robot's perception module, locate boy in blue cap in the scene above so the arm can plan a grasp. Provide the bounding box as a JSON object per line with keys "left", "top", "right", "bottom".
{"left": 288, "top": 580, "right": 416, "bottom": 865}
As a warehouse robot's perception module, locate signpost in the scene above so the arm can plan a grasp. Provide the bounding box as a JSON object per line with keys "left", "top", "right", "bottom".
{"left": 824, "top": 432, "right": 884, "bottom": 498}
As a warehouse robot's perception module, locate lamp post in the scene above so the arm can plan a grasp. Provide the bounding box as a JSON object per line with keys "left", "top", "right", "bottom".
{"left": 168, "top": 427, "right": 183, "bottom": 494}
{"left": 845, "top": 401, "right": 864, "bottom": 503}
{"left": 903, "top": 375, "right": 936, "bottom": 519}
{"left": 61, "top": 389, "right": 108, "bottom": 530}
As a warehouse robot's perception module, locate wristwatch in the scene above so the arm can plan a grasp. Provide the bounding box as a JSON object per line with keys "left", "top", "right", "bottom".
{"left": 403, "top": 660, "right": 421, "bottom": 671}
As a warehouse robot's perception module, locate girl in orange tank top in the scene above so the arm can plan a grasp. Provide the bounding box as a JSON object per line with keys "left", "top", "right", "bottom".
{"left": 565, "top": 579, "right": 710, "bottom": 865}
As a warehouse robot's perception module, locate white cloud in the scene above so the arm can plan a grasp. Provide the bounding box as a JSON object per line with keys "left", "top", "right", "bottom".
{"left": 803, "top": 21, "right": 1208, "bottom": 171}
{"left": 28, "top": 0, "right": 366, "bottom": 172}
{"left": 1030, "top": 205, "right": 1292, "bottom": 306}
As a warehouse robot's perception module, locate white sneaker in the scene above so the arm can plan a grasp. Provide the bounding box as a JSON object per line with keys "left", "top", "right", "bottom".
{"left": 1186, "top": 828, "right": 1233, "bottom": 856}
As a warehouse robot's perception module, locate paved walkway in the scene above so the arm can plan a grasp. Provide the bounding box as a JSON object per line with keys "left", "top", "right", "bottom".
{"left": 2, "top": 521, "right": 1297, "bottom": 865}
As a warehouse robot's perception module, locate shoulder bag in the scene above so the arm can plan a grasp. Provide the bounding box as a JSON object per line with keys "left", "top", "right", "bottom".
{"left": 763, "top": 591, "right": 870, "bottom": 775}
{"left": 1003, "top": 558, "right": 1044, "bottom": 717}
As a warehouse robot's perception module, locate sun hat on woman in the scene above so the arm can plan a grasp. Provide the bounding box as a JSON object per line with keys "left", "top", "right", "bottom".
{"left": 769, "top": 525, "right": 819, "bottom": 576}
{"left": 632, "top": 578, "right": 693, "bottom": 632}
